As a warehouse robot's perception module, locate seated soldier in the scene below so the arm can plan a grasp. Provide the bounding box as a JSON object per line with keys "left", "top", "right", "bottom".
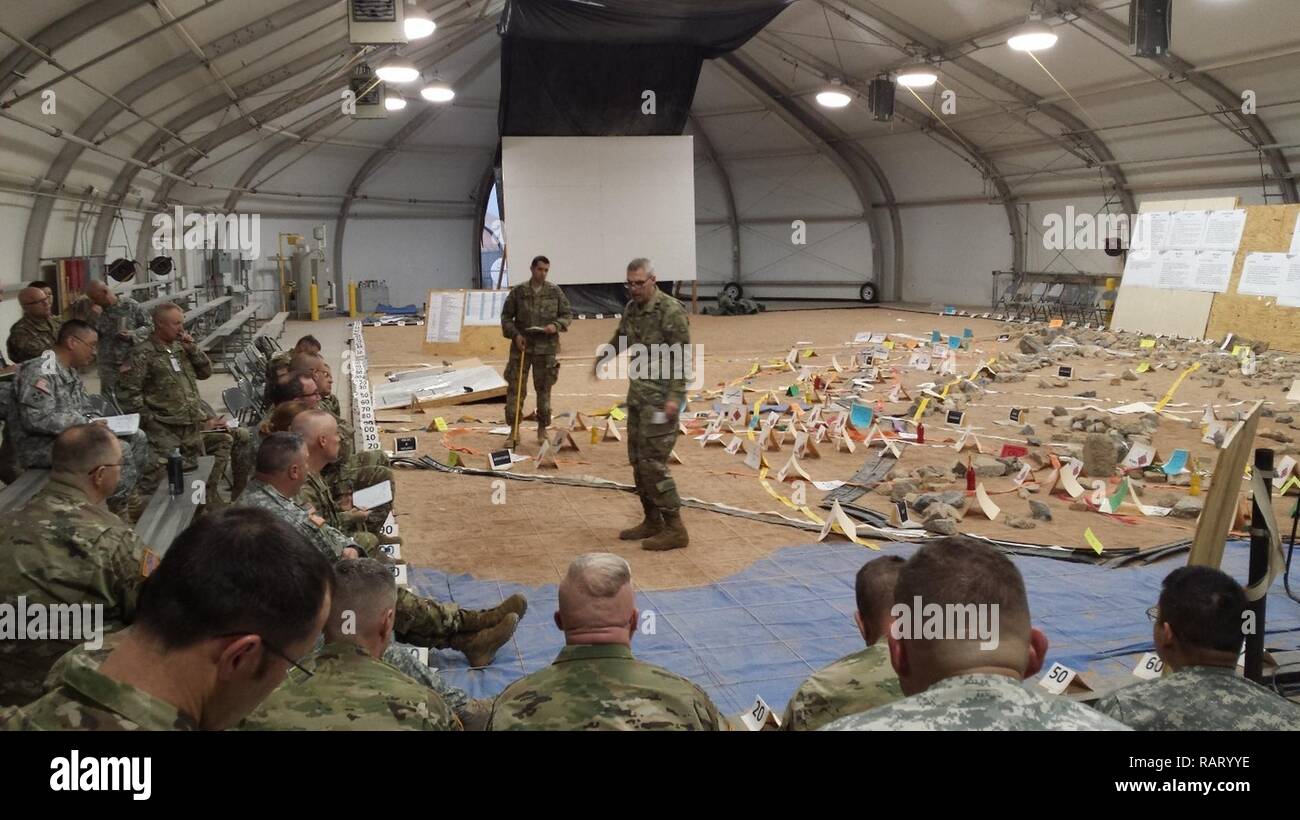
{"left": 488, "top": 553, "right": 723, "bottom": 731}
{"left": 236, "top": 430, "right": 525, "bottom": 667}
{"left": 271, "top": 334, "right": 322, "bottom": 369}
{"left": 1, "top": 508, "right": 333, "bottom": 730}
{"left": 240, "top": 558, "right": 458, "bottom": 731}
{"left": 783, "top": 556, "right": 905, "bottom": 730}
{"left": 301, "top": 355, "right": 393, "bottom": 538}
{"left": 823, "top": 537, "right": 1129, "bottom": 731}
{"left": 1092, "top": 566, "right": 1300, "bottom": 730}
{"left": 9, "top": 320, "right": 150, "bottom": 516}
{"left": 0, "top": 425, "right": 153, "bottom": 706}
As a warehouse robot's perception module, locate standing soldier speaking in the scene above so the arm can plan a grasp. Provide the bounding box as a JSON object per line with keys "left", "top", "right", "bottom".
{"left": 597, "top": 259, "right": 691, "bottom": 552}
{"left": 500, "top": 255, "right": 572, "bottom": 448}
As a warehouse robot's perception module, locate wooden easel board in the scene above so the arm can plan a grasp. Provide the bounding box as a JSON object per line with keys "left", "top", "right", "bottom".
{"left": 1204, "top": 204, "right": 1300, "bottom": 351}
{"left": 421, "top": 289, "right": 512, "bottom": 359}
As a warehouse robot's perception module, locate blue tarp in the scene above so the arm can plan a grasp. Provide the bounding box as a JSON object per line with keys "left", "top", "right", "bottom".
{"left": 409, "top": 540, "right": 1300, "bottom": 717}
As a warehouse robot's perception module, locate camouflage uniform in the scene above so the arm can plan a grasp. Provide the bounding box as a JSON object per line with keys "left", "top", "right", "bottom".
{"left": 0, "top": 476, "right": 152, "bottom": 706}
{"left": 487, "top": 643, "right": 723, "bottom": 731}
{"left": 5, "top": 315, "right": 61, "bottom": 364}
{"left": 116, "top": 336, "right": 212, "bottom": 485}
{"left": 501, "top": 280, "right": 572, "bottom": 433}
{"left": 1, "top": 659, "right": 197, "bottom": 730}
{"left": 781, "top": 644, "right": 903, "bottom": 731}
{"left": 607, "top": 289, "right": 690, "bottom": 516}
{"left": 821, "top": 673, "right": 1130, "bottom": 731}
{"left": 319, "top": 390, "right": 392, "bottom": 528}
{"left": 712, "top": 290, "right": 762, "bottom": 315}
{"left": 238, "top": 640, "right": 460, "bottom": 731}
{"left": 235, "top": 476, "right": 466, "bottom": 649}
{"left": 9, "top": 352, "right": 150, "bottom": 508}
{"left": 383, "top": 642, "right": 470, "bottom": 715}
{"left": 1092, "top": 664, "right": 1300, "bottom": 730}
{"left": 42, "top": 629, "right": 472, "bottom": 722}
{"left": 92, "top": 296, "right": 152, "bottom": 393}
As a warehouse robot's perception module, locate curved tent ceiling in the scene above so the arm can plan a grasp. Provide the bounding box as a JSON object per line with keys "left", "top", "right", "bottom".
{"left": 2, "top": 0, "right": 1296, "bottom": 305}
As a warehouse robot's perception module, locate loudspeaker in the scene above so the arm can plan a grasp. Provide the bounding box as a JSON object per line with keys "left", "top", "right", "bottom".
{"left": 868, "top": 76, "right": 895, "bottom": 122}
{"left": 1129, "top": 0, "right": 1171, "bottom": 58}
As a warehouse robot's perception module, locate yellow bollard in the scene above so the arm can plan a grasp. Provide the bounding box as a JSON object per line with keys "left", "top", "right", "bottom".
{"left": 349, "top": 282, "right": 358, "bottom": 318}
{"left": 309, "top": 282, "right": 319, "bottom": 321}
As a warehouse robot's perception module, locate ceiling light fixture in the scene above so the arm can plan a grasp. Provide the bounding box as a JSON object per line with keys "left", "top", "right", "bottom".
{"left": 896, "top": 62, "right": 938, "bottom": 89}
{"left": 420, "top": 82, "right": 455, "bottom": 102}
{"left": 815, "top": 78, "right": 851, "bottom": 108}
{"left": 376, "top": 62, "right": 419, "bottom": 83}
{"left": 1007, "top": 12, "right": 1058, "bottom": 52}
{"left": 385, "top": 93, "right": 407, "bottom": 111}
{"left": 404, "top": 11, "right": 436, "bottom": 40}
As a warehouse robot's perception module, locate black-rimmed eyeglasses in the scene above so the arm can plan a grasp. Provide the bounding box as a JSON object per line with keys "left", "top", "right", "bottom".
{"left": 217, "top": 632, "right": 314, "bottom": 679}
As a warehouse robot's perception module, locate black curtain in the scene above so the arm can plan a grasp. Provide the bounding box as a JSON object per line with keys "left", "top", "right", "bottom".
{"left": 497, "top": 0, "right": 791, "bottom": 137}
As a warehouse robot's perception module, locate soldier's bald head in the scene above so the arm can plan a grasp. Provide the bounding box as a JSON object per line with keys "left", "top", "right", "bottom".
{"left": 557, "top": 553, "right": 636, "bottom": 641}
{"left": 52, "top": 424, "right": 120, "bottom": 476}
{"left": 290, "top": 409, "right": 337, "bottom": 444}
{"left": 18, "top": 286, "right": 49, "bottom": 316}
{"left": 85, "top": 280, "right": 111, "bottom": 303}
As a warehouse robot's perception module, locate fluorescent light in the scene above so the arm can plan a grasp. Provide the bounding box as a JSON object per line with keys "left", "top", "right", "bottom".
{"left": 420, "top": 83, "right": 455, "bottom": 102}
{"left": 376, "top": 63, "right": 419, "bottom": 84}
{"left": 1007, "top": 19, "right": 1057, "bottom": 52}
{"left": 384, "top": 94, "right": 407, "bottom": 111}
{"left": 816, "top": 89, "right": 851, "bottom": 108}
{"left": 404, "top": 15, "right": 436, "bottom": 40}
{"left": 896, "top": 63, "right": 937, "bottom": 88}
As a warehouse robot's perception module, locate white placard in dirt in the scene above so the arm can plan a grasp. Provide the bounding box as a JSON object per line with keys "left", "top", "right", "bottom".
{"left": 1132, "top": 652, "right": 1165, "bottom": 680}
{"left": 1037, "top": 662, "right": 1078, "bottom": 695}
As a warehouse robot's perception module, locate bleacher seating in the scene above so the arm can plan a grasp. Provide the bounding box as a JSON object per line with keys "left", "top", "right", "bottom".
{"left": 0, "top": 469, "right": 49, "bottom": 513}
{"left": 135, "top": 455, "right": 215, "bottom": 555}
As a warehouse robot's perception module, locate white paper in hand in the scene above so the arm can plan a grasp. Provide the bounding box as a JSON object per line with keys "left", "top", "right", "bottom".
{"left": 102, "top": 413, "right": 140, "bottom": 436}
{"left": 352, "top": 480, "right": 393, "bottom": 509}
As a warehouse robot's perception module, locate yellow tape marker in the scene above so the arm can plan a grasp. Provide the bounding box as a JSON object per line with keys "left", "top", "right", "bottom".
{"left": 1084, "top": 527, "right": 1105, "bottom": 555}
{"left": 912, "top": 396, "right": 930, "bottom": 423}
{"left": 1154, "top": 362, "right": 1201, "bottom": 412}
{"left": 1136, "top": 362, "right": 1151, "bottom": 373}
{"left": 434, "top": 417, "right": 448, "bottom": 432}
{"left": 1139, "top": 339, "right": 1156, "bottom": 349}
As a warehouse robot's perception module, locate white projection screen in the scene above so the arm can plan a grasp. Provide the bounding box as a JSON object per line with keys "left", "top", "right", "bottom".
{"left": 501, "top": 136, "right": 696, "bottom": 285}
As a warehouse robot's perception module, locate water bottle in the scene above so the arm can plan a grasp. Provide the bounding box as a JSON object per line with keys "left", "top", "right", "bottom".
{"left": 167, "top": 448, "right": 185, "bottom": 497}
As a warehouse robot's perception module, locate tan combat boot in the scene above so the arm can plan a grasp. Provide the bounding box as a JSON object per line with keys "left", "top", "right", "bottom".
{"left": 449, "top": 613, "right": 519, "bottom": 667}
{"left": 457, "top": 593, "right": 528, "bottom": 631}
{"left": 642, "top": 509, "right": 689, "bottom": 551}
{"left": 619, "top": 495, "right": 663, "bottom": 540}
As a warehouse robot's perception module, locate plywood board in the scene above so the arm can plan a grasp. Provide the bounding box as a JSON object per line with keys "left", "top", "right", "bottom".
{"left": 1187, "top": 402, "right": 1262, "bottom": 569}
{"left": 1109, "top": 197, "right": 1237, "bottom": 339}
{"left": 1204, "top": 204, "right": 1300, "bottom": 352}
{"left": 371, "top": 364, "right": 508, "bottom": 410}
